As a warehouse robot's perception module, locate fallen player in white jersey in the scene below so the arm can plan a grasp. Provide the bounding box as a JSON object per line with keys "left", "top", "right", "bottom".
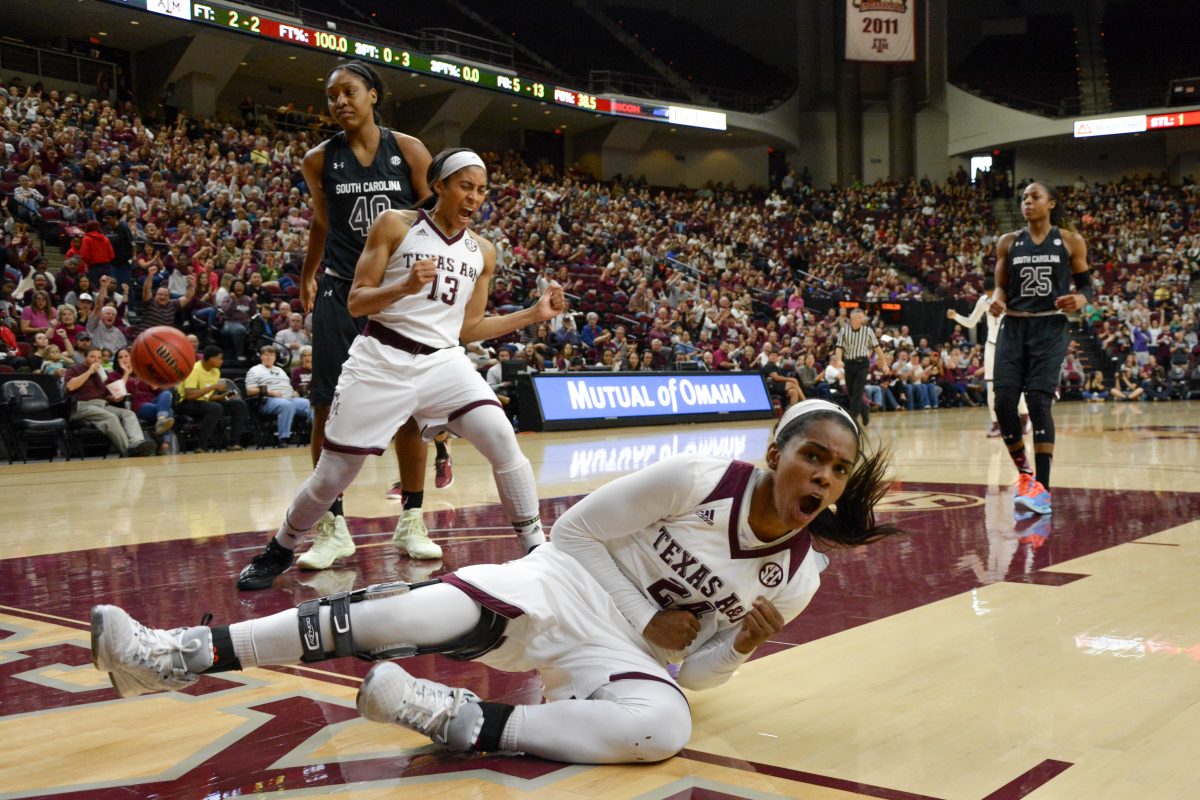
{"left": 91, "top": 399, "right": 902, "bottom": 764}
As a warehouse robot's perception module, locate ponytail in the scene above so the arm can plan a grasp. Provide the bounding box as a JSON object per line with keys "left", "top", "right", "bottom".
{"left": 807, "top": 448, "right": 900, "bottom": 548}
{"left": 774, "top": 409, "right": 903, "bottom": 549}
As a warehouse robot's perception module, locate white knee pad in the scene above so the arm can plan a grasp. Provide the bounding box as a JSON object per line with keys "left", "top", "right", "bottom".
{"left": 288, "top": 449, "right": 367, "bottom": 531}
{"left": 451, "top": 404, "right": 541, "bottom": 542}
{"left": 450, "top": 403, "right": 522, "bottom": 465}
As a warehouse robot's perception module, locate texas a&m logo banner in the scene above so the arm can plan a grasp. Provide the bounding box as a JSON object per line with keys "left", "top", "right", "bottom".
{"left": 845, "top": 0, "right": 916, "bottom": 62}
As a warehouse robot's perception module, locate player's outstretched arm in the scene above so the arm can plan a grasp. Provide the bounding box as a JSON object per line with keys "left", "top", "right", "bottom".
{"left": 347, "top": 210, "right": 421, "bottom": 317}
{"left": 952, "top": 293, "right": 990, "bottom": 328}
{"left": 458, "top": 236, "right": 566, "bottom": 343}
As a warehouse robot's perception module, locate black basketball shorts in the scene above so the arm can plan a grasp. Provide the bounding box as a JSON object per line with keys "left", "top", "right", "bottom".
{"left": 310, "top": 272, "right": 367, "bottom": 407}
{"left": 992, "top": 314, "right": 1069, "bottom": 395}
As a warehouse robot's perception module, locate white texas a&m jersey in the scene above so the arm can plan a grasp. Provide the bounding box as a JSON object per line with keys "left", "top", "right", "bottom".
{"left": 555, "top": 455, "right": 830, "bottom": 663}
{"left": 372, "top": 209, "right": 484, "bottom": 348}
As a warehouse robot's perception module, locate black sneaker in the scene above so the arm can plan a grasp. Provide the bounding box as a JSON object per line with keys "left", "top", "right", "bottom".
{"left": 236, "top": 540, "right": 294, "bottom": 590}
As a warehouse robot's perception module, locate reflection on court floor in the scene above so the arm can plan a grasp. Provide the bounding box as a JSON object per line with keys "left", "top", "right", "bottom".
{"left": 2, "top": 405, "right": 1198, "bottom": 798}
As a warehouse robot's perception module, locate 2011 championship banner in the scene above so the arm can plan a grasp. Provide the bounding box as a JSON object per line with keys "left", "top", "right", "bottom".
{"left": 527, "top": 372, "right": 774, "bottom": 431}
{"left": 845, "top": 0, "right": 916, "bottom": 62}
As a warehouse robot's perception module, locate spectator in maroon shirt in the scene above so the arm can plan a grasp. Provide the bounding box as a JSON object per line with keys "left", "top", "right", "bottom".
{"left": 647, "top": 337, "right": 671, "bottom": 371}
{"left": 108, "top": 347, "right": 177, "bottom": 453}
{"left": 291, "top": 346, "right": 313, "bottom": 398}
{"left": 64, "top": 347, "right": 155, "bottom": 457}
{"left": 219, "top": 279, "right": 256, "bottom": 361}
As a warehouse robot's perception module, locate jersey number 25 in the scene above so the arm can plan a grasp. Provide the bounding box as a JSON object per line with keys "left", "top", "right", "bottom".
{"left": 1019, "top": 264, "right": 1053, "bottom": 297}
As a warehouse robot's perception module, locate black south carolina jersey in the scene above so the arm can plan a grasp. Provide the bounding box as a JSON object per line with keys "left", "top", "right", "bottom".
{"left": 321, "top": 128, "right": 416, "bottom": 278}
{"left": 1005, "top": 226, "right": 1074, "bottom": 314}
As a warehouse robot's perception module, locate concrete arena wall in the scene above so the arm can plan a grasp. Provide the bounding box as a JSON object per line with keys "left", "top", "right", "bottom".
{"left": 601, "top": 142, "right": 768, "bottom": 189}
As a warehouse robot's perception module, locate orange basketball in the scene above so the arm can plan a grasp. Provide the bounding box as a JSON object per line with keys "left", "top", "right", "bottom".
{"left": 131, "top": 326, "right": 195, "bottom": 389}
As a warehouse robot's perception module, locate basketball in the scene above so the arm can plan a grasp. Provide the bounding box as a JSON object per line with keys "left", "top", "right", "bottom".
{"left": 131, "top": 326, "right": 195, "bottom": 389}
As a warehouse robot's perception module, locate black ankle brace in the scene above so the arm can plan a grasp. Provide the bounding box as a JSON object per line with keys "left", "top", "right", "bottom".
{"left": 473, "top": 702, "right": 516, "bottom": 752}
{"left": 208, "top": 625, "right": 242, "bottom": 673}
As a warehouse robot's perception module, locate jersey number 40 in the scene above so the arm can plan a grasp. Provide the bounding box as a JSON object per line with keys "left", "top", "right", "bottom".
{"left": 348, "top": 194, "right": 392, "bottom": 236}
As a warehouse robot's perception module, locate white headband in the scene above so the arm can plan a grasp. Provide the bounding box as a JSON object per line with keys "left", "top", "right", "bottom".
{"left": 775, "top": 399, "right": 857, "bottom": 441}
{"left": 438, "top": 151, "right": 486, "bottom": 181}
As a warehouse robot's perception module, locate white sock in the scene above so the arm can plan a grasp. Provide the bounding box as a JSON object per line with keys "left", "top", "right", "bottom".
{"left": 499, "top": 707, "right": 523, "bottom": 752}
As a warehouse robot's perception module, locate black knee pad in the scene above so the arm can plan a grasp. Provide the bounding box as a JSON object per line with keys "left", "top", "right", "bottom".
{"left": 993, "top": 386, "right": 1022, "bottom": 417}
{"left": 1026, "top": 390, "right": 1055, "bottom": 444}
{"left": 993, "top": 386, "right": 1024, "bottom": 442}
{"left": 296, "top": 578, "right": 508, "bottom": 663}
{"left": 297, "top": 580, "right": 429, "bottom": 663}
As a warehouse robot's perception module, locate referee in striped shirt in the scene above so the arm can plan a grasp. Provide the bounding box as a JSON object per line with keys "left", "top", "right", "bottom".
{"left": 836, "top": 307, "right": 886, "bottom": 426}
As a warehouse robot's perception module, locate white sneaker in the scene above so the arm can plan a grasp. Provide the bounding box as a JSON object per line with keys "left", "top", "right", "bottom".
{"left": 297, "top": 513, "right": 356, "bottom": 570}
{"left": 91, "top": 605, "right": 207, "bottom": 697}
{"left": 356, "top": 662, "right": 481, "bottom": 751}
{"left": 392, "top": 509, "right": 442, "bottom": 559}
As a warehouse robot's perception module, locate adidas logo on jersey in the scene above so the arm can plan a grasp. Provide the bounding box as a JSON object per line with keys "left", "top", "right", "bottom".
{"left": 415, "top": 228, "right": 429, "bottom": 236}
{"left": 694, "top": 509, "right": 715, "bottom": 526}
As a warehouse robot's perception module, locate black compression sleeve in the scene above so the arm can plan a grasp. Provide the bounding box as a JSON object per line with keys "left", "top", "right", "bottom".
{"left": 1071, "top": 270, "right": 1095, "bottom": 299}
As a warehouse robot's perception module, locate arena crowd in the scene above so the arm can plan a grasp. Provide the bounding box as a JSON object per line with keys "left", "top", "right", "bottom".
{"left": 1, "top": 77, "right": 1197, "bottom": 455}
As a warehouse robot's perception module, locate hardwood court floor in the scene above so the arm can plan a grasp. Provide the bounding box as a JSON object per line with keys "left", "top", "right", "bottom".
{"left": 1, "top": 402, "right": 1197, "bottom": 799}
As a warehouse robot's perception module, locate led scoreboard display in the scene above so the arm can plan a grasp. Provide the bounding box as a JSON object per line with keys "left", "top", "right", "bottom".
{"left": 109, "top": 0, "right": 726, "bottom": 130}
{"left": 1073, "top": 108, "right": 1200, "bottom": 138}
{"left": 1147, "top": 110, "right": 1200, "bottom": 130}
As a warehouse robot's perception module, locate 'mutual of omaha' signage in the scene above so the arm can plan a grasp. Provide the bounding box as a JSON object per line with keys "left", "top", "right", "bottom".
{"left": 526, "top": 372, "right": 774, "bottom": 431}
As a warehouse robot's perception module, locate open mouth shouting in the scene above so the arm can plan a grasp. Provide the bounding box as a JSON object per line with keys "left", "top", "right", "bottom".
{"left": 795, "top": 492, "right": 823, "bottom": 524}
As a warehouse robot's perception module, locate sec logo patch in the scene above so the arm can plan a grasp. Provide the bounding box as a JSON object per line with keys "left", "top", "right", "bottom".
{"left": 465, "top": 237, "right": 478, "bottom": 252}
{"left": 389, "top": 155, "right": 402, "bottom": 166}
{"left": 759, "top": 562, "right": 783, "bottom": 587}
